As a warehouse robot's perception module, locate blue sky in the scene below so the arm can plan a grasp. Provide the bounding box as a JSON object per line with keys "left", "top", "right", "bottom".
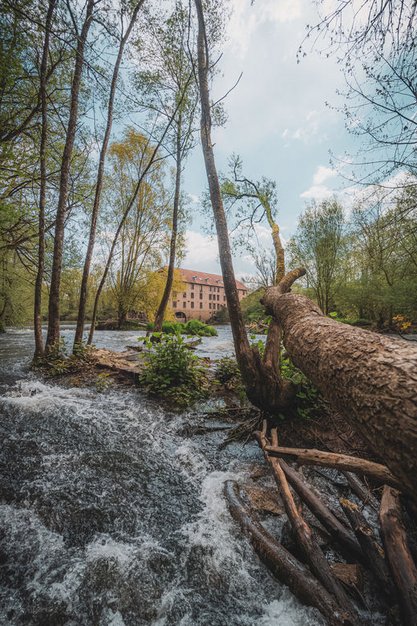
{"left": 181, "top": 0, "right": 358, "bottom": 278}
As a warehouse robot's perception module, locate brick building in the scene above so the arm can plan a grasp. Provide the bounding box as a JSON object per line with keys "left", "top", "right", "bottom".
{"left": 172, "top": 268, "right": 247, "bottom": 322}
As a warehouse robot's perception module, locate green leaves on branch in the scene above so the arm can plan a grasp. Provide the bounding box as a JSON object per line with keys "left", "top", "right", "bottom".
{"left": 140, "top": 333, "right": 209, "bottom": 408}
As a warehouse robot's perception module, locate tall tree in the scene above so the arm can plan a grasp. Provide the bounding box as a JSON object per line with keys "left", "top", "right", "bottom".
{"left": 310, "top": 1, "right": 417, "bottom": 186}
{"left": 194, "top": 0, "right": 298, "bottom": 415}
{"left": 135, "top": 1, "right": 198, "bottom": 331}
{"left": 33, "top": 0, "right": 58, "bottom": 359}
{"left": 45, "top": 0, "right": 96, "bottom": 351}
{"left": 289, "top": 200, "right": 345, "bottom": 314}
{"left": 73, "top": 0, "right": 145, "bottom": 348}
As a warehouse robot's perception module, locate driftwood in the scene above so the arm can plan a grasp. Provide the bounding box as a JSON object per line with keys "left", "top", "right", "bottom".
{"left": 261, "top": 287, "right": 417, "bottom": 501}
{"left": 380, "top": 486, "right": 417, "bottom": 626}
{"left": 342, "top": 472, "right": 379, "bottom": 512}
{"left": 340, "top": 498, "right": 394, "bottom": 598}
{"left": 264, "top": 445, "right": 401, "bottom": 490}
{"left": 280, "top": 460, "right": 362, "bottom": 561}
{"left": 224, "top": 480, "right": 355, "bottom": 626}
{"left": 256, "top": 427, "right": 359, "bottom": 622}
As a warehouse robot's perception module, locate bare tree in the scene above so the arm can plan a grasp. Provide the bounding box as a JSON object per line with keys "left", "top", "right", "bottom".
{"left": 73, "top": 0, "right": 145, "bottom": 349}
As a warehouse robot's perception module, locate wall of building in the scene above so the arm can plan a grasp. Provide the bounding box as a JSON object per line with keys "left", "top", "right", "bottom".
{"left": 171, "top": 276, "right": 247, "bottom": 322}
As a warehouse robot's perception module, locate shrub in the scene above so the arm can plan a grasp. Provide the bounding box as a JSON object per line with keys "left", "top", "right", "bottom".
{"left": 280, "top": 356, "right": 324, "bottom": 420}
{"left": 140, "top": 334, "right": 208, "bottom": 408}
{"left": 214, "top": 356, "right": 244, "bottom": 394}
{"left": 184, "top": 319, "right": 217, "bottom": 336}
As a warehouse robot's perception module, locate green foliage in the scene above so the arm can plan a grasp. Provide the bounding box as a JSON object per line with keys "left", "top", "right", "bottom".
{"left": 280, "top": 356, "right": 324, "bottom": 420}
{"left": 215, "top": 356, "right": 241, "bottom": 386}
{"left": 140, "top": 334, "right": 209, "bottom": 408}
{"left": 184, "top": 319, "right": 217, "bottom": 336}
{"left": 146, "top": 319, "right": 217, "bottom": 337}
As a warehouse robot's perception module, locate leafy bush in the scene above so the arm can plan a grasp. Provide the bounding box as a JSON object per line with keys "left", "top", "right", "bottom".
{"left": 146, "top": 319, "right": 217, "bottom": 337}
{"left": 184, "top": 319, "right": 217, "bottom": 336}
{"left": 280, "top": 356, "right": 323, "bottom": 420}
{"left": 146, "top": 321, "right": 185, "bottom": 334}
{"left": 214, "top": 356, "right": 244, "bottom": 396}
{"left": 140, "top": 334, "right": 208, "bottom": 408}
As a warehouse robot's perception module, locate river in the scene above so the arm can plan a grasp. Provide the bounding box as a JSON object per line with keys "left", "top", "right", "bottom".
{"left": 0, "top": 326, "right": 324, "bottom": 626}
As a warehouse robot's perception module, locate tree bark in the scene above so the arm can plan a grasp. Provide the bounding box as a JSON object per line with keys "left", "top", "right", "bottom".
{"left": 340, "top": 498, "right": 394, "bottom": 598}
{"left": 261, "top": 288, "right": 417, "bottom": 500}
{"left": 34, "top": 0, "right": 57, "bottom": 359}
{"left": 380, "top": 486, "right": 417, "bottom": 625}
{"left": 73, "top": 0, "right": 144, "bottom": 349}
{"left": 264, "top": 445, "right": 401, "bottom": 490}
{"left": 45, "top": 0, "right": 95, "bottom": 351}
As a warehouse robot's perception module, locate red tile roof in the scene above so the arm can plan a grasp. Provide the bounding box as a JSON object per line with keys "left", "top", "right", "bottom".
{"left": 179, "top": 268, "right": 247, "bottom": 291}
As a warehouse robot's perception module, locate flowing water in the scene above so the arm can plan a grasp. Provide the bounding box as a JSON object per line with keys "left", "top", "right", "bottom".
{"left": 0, "top": 327, "right": 323, "bottom": 626}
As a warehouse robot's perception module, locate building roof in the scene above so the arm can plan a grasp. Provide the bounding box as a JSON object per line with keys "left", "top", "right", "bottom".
{"left": 179, "top": 268, "right": 247, "bottom": 291}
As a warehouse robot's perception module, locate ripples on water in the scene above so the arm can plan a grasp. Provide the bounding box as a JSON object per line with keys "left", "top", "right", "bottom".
{"left": 0, "top": 328, "right": 322, "bottom": 625}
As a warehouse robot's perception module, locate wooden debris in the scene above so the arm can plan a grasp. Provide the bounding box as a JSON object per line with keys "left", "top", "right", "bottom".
{"left": 245, "top": 485, "right": 284, "bottom": 516}
{"left": 331, "top": 564, "right": 363, "bottom": 592}
{"left": 256, "top": 426, "right": 359, "bottom": 622}
{"left": 342, "top": 472, "right": 379, "bottom": 511}
{"left": 380, "top": 486, "right": 417, "bottom": 626}
{"left": 224, "top": 480, "right": 356, "bottom": 626}
{"left": 263, "top": 445, "right": 401, "bottom": 490}
{"left": 340, "top": 498, "right": 394, "bottom": 598}
{"left": 280, "top": 460, "right": 362, "bottom": 561}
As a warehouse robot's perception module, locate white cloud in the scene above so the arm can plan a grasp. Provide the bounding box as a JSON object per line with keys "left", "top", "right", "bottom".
{"left": 300, "top": 185, "right": 334, "bottom": 201}
{"left": 281, "top": 111, "right": 323, "bottom": 144}
{"left": 313, "top": 165, "right": 337, "bottom": 185}
{"left": 182, "top": 230, "right": 219, "bottom": 272}
{"left": 227, "top": 0, "right": 302, "bottom": 58}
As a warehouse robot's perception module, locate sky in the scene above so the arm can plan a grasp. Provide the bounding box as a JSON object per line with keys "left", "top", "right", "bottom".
{"left": 181, "top": 0, "right": 358, "bottom": 279}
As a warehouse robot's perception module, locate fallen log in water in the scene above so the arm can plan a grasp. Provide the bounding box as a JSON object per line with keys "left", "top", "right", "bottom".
{"left": 380, "top": 487, "right": 417, "bottom": 626}
{"left": 340, "top": 498, "right": 394, "bottom": 599}
{"left": 279, "top": 461, "right": 363, "bottom": 561}
{"left": 263, "top": 445, "right": 401, "bottom": 490}
{"left": 224, "top": 480, "right": 357, "bottom": 626}
{"left": 256, "top": 427, "right": 359, "bottom": 621}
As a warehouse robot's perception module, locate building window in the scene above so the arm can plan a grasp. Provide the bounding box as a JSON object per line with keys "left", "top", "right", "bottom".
{"left": 173, "top": 291, "right": 177, "bottom": 298}
{"left": 200, "top": 302, "right": 203, "bottom": 309}
{"left": 183, "top": 301, "right": 186, "bottom": 308}
{"left": 183, "top": 292, "right": 186, "bottom": 297}
{"left": 173, "top": 301, "right": 177, "bottom": 308}
{"left": 217, "top": 295, "right": 220, "bottom": 301}
{"left": 223, "top": 296, "right": 226, "bottom": 302}
{"left": 200, "top": 292, "right": 203, "bottom": 299}
{"left": 191, "top": 301, "right": 194, "bottom": 309}
{"left": 209, "top": 303, "right": 211, "bottom": 309}
{"left": 191, "top": 292, "right": 194, "bottom": 299}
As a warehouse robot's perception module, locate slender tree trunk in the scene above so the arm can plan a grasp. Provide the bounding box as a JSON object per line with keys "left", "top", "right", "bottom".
{"left": 34, "top": 0, "right": 57, "bottom": 359}
{"left": 45, "top": 0, "right": 95, "bottom": 352}
{"left": 154, "top": 117, "right": 182, "bottom": 331}
{"left": 262, "top": 286, "right": 417, "bottom": 501}
{"left": 73, "top": 0, "right": 144, "bottom": 349}
{"left": 195, "top": 0, "right": 294, "bottom": 413}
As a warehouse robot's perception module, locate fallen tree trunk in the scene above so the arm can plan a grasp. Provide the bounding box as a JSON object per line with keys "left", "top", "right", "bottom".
{"left": 261, "top": 289, "right": 417, "bottom": 500}
{"left": 224, "top": 480, "right": 356, "bottom": 625}
{"left": 380, "top": 486, "right": 417, "bottom": 625}
{"left": 264, "top": 446, "right": 401, "bottom": 490}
